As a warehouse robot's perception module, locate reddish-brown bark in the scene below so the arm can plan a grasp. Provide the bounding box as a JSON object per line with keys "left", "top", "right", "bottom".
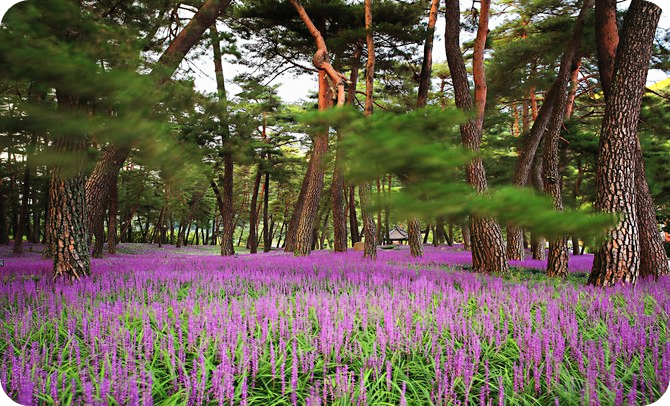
{"left": 360, "top": 0, "right": 377, "bottom": 260}
{"left": 445, "top": 0, "right": 507, "bottom": 273}
{"left": 331, "top": 44, "right": 362, "bottom": 252}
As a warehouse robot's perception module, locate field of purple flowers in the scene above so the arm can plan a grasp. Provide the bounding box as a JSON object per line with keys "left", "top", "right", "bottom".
{"left": 0, "top": 244, "right": 668, "bottom": 405}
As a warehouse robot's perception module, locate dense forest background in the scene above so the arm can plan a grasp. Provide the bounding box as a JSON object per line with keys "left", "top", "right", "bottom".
{"left": 0, "top": 0, "right": 669, "bottom": 283}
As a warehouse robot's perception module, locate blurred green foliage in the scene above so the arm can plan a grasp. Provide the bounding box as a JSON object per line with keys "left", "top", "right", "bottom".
{"left": 301, "top": 106, "right": 615, "bottom": 239}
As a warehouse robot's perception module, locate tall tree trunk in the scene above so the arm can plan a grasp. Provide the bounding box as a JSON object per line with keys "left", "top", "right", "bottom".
{"left": 212, "top": 24, "right": 236, "bottom": 256}
{"left": 434, "top": 217, "right": 444, "bottom": 247}
{"left": 594, "top": 0, "right": 668, "bottom": 279}
{"left": 564, "top": 60, "right": 581, "bottom": 119}
{"left": 445, "top": 0, "right": 506, "bottom": 273}
{"left": 84, "top": 0, "right": 234, "bottom": 254}
{"left": 285, "top": 163, "right": 312, "bottom": 252}
{"left": 422, "top": 224, "right": 430, "bottom": 245}
{"left": 530, "top": 150, "right": 547, "bottom": 260}
{"left": 348, "top": 185, "right": 360, "bottom": 246}
{"left": 142, "top": 216, "right": 152, "bottom": 243}
{"left": 87, "top": 144, "right": 129, "bottom": 258}
{"left": 461, "top": 221, "right": 471, "bottom": 251}
{"left": 263, "top": 172, "right": 271, "bottom": 252}
{"left": 406, "top": 218, "right": 421, "bottom": 257}
{"left": 416, "top": 0, "right": 440, "bottom": 107}
{"left": 276, "top": 221, "right": 285, "bottom": 248}
{"left": 544, "top": 0, "right": 591, "bottom": 277}
{"left": 331, "top": 129, "right": 349, "bottom": 252}
{"left": 176, "top": 189, "right": 206, "bottom": 248}
{"left": 119, "top": 204, "right": 139, "bottom": 244}
{"left": 237, "top": 222, "right": 245, "bottom": 247}
{"left": 293, "top": 70, "right": 330, "bottom": 256}
{"left": 636, "top": 147, "right": 669, "bottom": 277}
{"left": 506, "top": 6, "right": 588, "bottom": 260}
{"left": 155, "top": 204, "right": 166, "bottom": 247}
{"left": 360, "top": 0, "right": 377, "bottom": 260}
{"left": 594, "top": 0, "right": 619, "bottom": 102}
{"left": 332, "top": 44, "right": 362, "bottom": 253}
{"left": 289, "top": 0, "right": 348, "bottom": 256}
{"left": 588, "top": 0, "right": 661, "bottom": 286}
{"left": 13, "top": 133, "right": 35, "bottom": 254}
{"left": 49, "top": 91, "right": 90, "bottom": 280}
{"left": 405, "top": 0, "right": 439, "bottom": 259}
{"left": 248, "top": 167, "right": 262, "bottom": 253}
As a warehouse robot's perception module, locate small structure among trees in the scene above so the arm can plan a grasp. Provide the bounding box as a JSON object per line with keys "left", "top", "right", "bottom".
{"left": 388, "top": 226, "right": 408, "bottom": 245}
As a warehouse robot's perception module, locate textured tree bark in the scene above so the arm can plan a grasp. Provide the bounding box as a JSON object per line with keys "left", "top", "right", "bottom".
{"left": 288, "top": 1, "right": 347, "bottom": 255}
{"left": 49, "top": 91, "right": 90, "bottom": 280}
{"left": 332, "top": 44, "right": 362, "bottom": 253}
{"left": 445, "top": 0, "right": 507, "bottom": 273}
{"left": 595, "top": 0, "right": 619, "bottom": 102}
{"left": 588, "top": 0, "right": 661, "bottom": 286}
{"left": 593, "top": 0, "right": 668, "bottom": 279}
{"left": 86, "top": 144, "right": 129, "bottom": 258}
{"left": 543, "top": 1, "right": 591, "bottom": 277}
{"left": 408, "top": 218, "right": 423, "bottom": 257}
{"left": 360, "top": 0, "right": 377, "bottom": 260}
{"left": 294, "top": 70, "right": 332, "bottom": 256}
{"left": 635, "top": 142, "right": 669, "bottom": 278}
{"left": 506, "top": 3, "right": 588, "bottom": 260}
{"left": 285, "top": 162, "right": 312, "bottom": 252}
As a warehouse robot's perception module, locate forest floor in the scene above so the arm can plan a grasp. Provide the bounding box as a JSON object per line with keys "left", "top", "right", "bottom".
{"left": 0, "top": 242, "right": 668, "bottom": 405}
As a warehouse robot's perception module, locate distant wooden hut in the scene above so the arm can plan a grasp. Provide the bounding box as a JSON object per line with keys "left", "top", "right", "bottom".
{"left": 388, "top": 226, "right": 408, "bottom": 244}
